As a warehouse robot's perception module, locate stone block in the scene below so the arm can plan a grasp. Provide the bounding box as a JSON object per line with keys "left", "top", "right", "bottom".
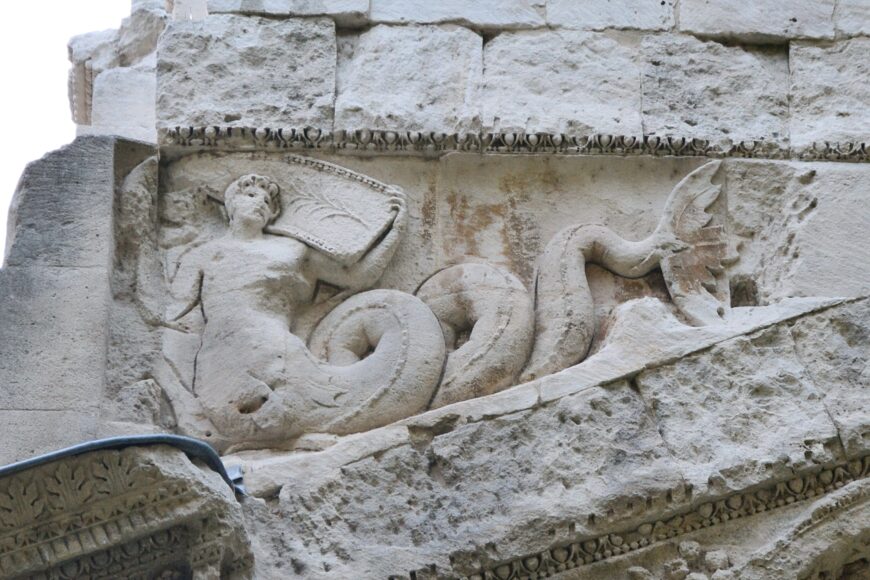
{"left": 172, "top": 0, "right": 209, "bottom": 20}
{"left": 835, "top": 0, "right": 870, "bottom": 37}
{"left": 789, "top": 38, "right": 870, "bottom": 151}
{"left": 83, "top": 66, "right": 157, "bottom": 143}
{"left": 370, "top": 0, "right": 545, "bottom": 30}
{"left": 118, "top": 6, "right": 168, "bottom": 66}
{"left": 157, "top": 14, "right": 336, "bottom": 129}
{"left": 679, "top": 0, "right": 836, "bottom": 42}
{"left": 67, "top": 29, "right": 120, "bottom": 125}
{"left": 335, "top": 25, "right": 482, "bottom": 133}
{"left": 547, "top": 0, "right": 674, "bottom": 31}
{"left": 790, "top": 299, "right": 870, "bottom": 457}
{"left": 0, "top": 410, "right": 100, "bottom": 465}
{"left": 133, "top": 0, "right": 166, "bottom": 9}
{"left": 635, "top": 323, "right": 842, "bottom": 494}
{"left": 0, "top": 266, "right": 111, "bottom": 412}
{"left": 263, "top": 382, "right": 680, "bottom": 576}
{"left": 481, "top": 30, "right": 642, "bottom": 135}
{"left": 763, "top": 163, "right": 870, "bottom": 300}
{"left": 0, "top": 137, "right": 153, "bottom": 463}
{"left": 208, "top": 0, "right": 368, "bottom": 26}
{"left": 5, "top": 138, "right": 117, "bottom": 268}
{"left": 641, "top": 35, "right": 789, "bottom": 148}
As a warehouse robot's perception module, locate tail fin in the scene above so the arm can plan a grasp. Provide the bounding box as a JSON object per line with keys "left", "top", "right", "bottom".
{"left": 658, "top": 161, "right": 733, "bottom": 325}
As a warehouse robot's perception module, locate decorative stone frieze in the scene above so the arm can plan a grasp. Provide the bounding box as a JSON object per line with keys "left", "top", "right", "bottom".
{"left": 8, "top": 1, "right": 870, "bottom": 577}
{"left": 231, "top": 297, "right": 869, "bottom": 578}
{"left": 452, "top": 467, "right": 870, "bottom": 580}
{"left": 0, "top": 445, "right": 252, "bottom": 579}
{"left": 157, "top": 126, "right": 870, "bottom": 163}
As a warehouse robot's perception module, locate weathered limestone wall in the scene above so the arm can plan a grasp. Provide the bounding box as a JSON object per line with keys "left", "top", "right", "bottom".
{"left": 148, "top": 1, "right": 869, "bottom": 160}
{"left": 0, "top": 138, "right": 154, "bottom": 463}
{"left": 75, "top": 1, "right": 870, "bottom": 159}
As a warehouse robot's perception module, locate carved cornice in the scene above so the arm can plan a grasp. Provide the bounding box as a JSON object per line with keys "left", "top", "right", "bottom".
{"left": 398, "top": 454, "right": 870, "bottom": 580}
{"left": 159, "top": 126, "right": 870, "bottom": 162}
{"left": 0, "top": 447, "right": 252, "bottom": 579}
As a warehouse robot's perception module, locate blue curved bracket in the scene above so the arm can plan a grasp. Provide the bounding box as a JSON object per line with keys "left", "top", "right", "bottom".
{"left": 0, "top": 434, "right": 245, "bottom": 497}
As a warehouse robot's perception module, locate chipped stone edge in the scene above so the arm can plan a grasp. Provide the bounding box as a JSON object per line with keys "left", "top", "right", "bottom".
{"left": 409, "top": 455, "right": 870, "bottom": 580}
{"left": 158, "top": 127, "right": 870, "bottom": 162}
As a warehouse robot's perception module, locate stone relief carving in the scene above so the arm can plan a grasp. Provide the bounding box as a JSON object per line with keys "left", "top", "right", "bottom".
{"left": 521, "top": 161, "right": 730, "bottom": 381}
{"left": 0, "top": 447, "right": 252, "bottom": 579}
{"left": 160, "top": 162, "right": 445, "bottom": 449}
{"left": 134, "top": 155, "right": 733, "bottom": 448}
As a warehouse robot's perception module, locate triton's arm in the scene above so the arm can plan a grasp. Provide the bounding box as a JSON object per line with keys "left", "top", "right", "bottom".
{"left": 166, "top": 249, "right": 205, "bottom": 322}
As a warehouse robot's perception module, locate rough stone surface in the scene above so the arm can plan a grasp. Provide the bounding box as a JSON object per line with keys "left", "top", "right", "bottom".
{"left": 370, "top": 0, "right": 545, "bottom": 30}
{"left": 234, "top": 298, "right": 867, "bottom": 578}
{"left": 0, "top": 410, "right": 100, "bottom": 466}
{"left": 157, "top": 14, "right": 336, "bottom": 129}
{"left": 208, "top": 0, "right": 368, "bottom": 26}
{"left": 726, "top": 160, "right": 870, "bottom": 303}
{"left": 635, "top": 323, "right": 841, "bottom": 495}
{"left": 835, "top": 0, "right": 870, "bottom": 37}
{"left": 641, "top": 35, "right": 789, "bottom": 148}
{"left": 117, "top": 6, "right": 169, "bottom": 67}
{"left": 790, "top": 300, "right": 870, "bottom": 458}
{"left": 482, "top": 30, "right": 642, "bottom": 135}
{"left": 6, "top": 138, "right": 120, "bottom": 268}
{"left": 789, "top": 38, "right": 870, "bottom": 151}
{"left": 0, "top": 266, "right": 111, "bottom": 413}
{"left": 249, "top": 381, "right": 684, "bottom": 577}
{"left": 335, "top": 25, "right": 482, "bottom": 133}
{"left": 547, "top": 0, "right": 674, "bottom": 30}
{"left": 679, "top": 0, "right": 836, "bottom": 42}
{"left": 67, "top": 5, "right": 166, "bottom": 136}
{"left": 172, "top": 0, "right": 209, "bottom": 20}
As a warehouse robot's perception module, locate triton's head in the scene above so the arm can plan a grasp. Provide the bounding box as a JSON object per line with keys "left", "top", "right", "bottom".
{"left": 224, "top": 174, "right": 281, "bottom": 228}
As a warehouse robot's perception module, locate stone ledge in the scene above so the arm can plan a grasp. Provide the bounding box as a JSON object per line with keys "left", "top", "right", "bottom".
{"left": 158, "top": 127, "right": 870, "bottom": 163}
{"left": 444, "top": 462, "right": 870, "bottom": 580}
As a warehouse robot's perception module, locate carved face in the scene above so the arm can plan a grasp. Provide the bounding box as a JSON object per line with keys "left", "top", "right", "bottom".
{"left": 224, "top": 174, "right": 281, "bottom": 228}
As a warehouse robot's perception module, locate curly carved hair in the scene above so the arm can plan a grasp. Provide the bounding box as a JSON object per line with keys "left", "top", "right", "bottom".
{"left": 223, "top": 174, "right": 281, "bottom": 222}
